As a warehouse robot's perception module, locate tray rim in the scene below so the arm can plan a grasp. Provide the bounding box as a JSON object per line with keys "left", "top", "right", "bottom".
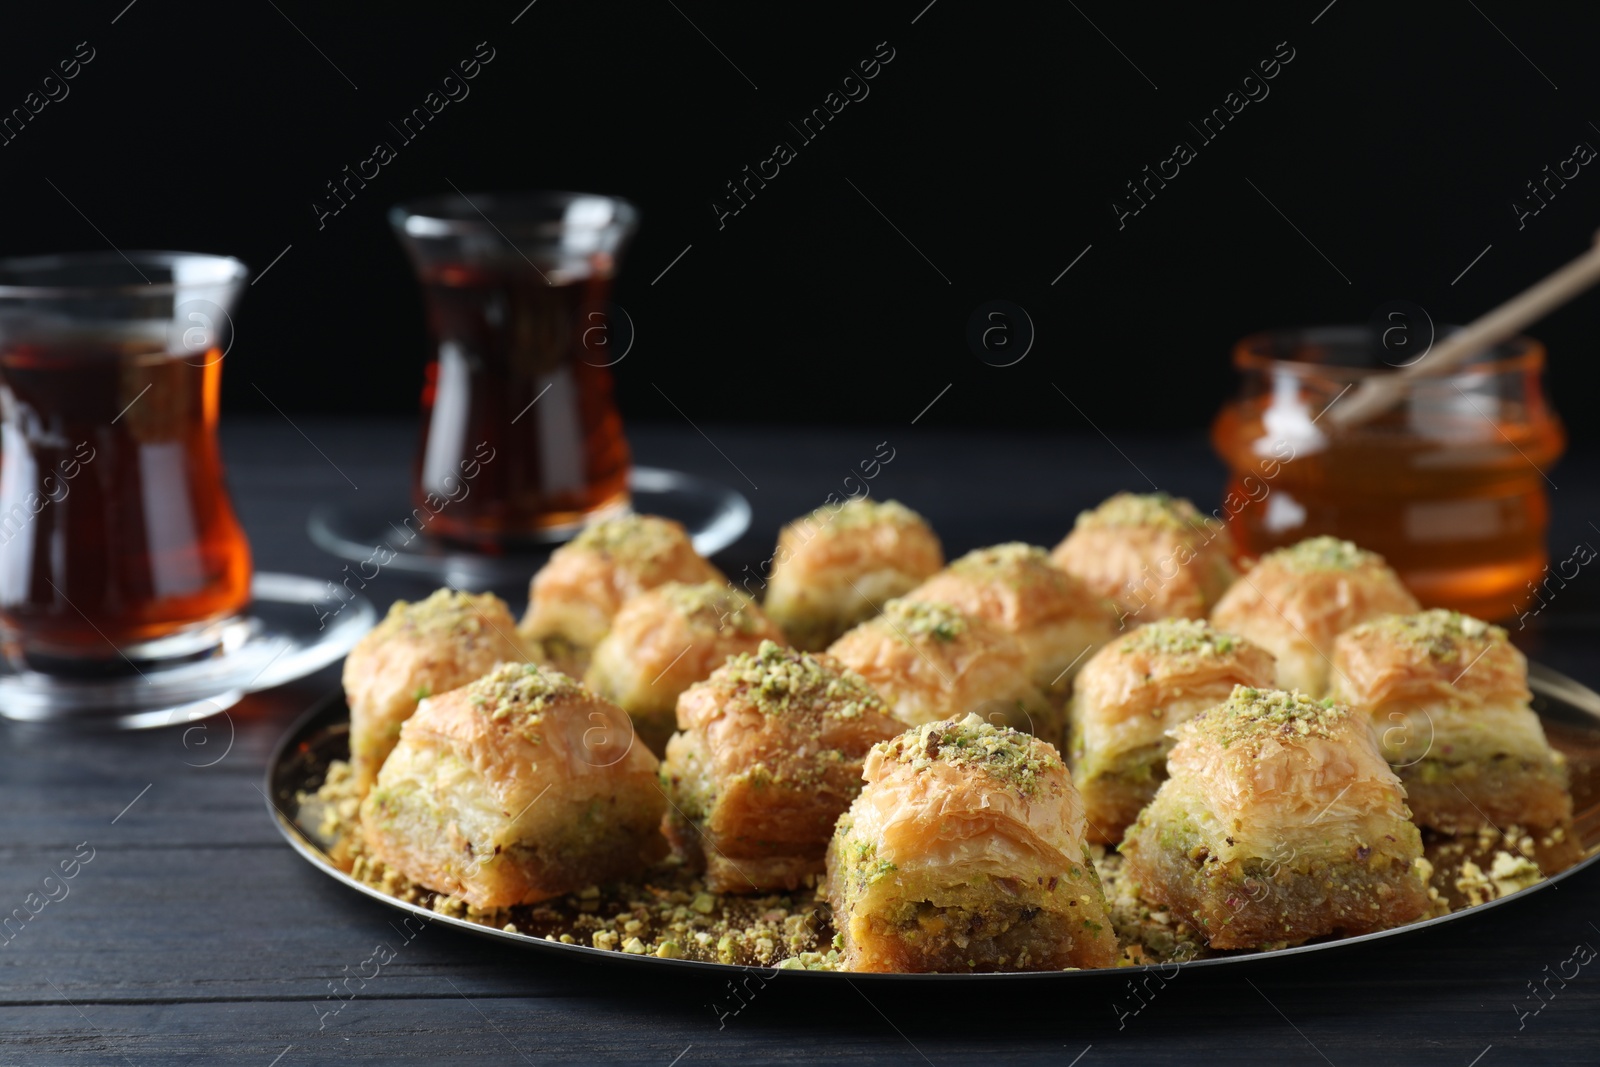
{"left": 263, "top": 662, "right": 1600, "bottom": 983}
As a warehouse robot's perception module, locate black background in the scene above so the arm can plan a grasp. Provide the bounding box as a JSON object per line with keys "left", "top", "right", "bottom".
{"left": 3, "top": 0, "right": 1599, "bottom": 438}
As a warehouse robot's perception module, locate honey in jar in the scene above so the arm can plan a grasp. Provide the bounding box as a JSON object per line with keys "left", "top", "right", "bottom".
{"left": 1212, "top": 327, "right": 1565, "bottom": 621}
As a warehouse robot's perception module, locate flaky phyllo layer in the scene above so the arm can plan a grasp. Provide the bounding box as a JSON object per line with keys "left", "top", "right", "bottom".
{"left": 1050, "top": 492, "right": 1240, "bottom": 622}
{"left": 905, "top": 541, "right": 1115, "bottom": 692}
{"left": 764, "top": 498, "right": 945, "bottom": 651}
{"left": 1069, "top": 620, "right": 1277, "bottom": 843}
{"left": 1210, "top": 536, "right": 1420, "bottom": 697}
{"left": 827, "top": 598, "right": 1056, "bottom": 736}
{"left": 1072, "top": 620, "right": 1278, "bottom": 773}
{"left": 584, "top": 580, "right": 782, "bottom": 756}
{"left": 361, "top": 663, "right": 666, "bottom": 910}
{"left": 1162, "top": 688, "right": 1415, "bottom": 861}
{"left": 344, "top": 588, "right": 529, "bottom": 794}
{"left": 1121, "top": 687, "right": 1429, "bottom": 949}
{"left": 826, "top": 715, "right": 1118, "bottom": 972}
{"left": 1331, "top": 610, "right": 1572, "bottom": 833}
{"left": 659, "top": 641, "right": 903, "bottom": 893}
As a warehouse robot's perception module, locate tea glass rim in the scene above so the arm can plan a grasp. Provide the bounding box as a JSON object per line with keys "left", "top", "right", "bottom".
{"left": 0, "top": 250, "right": 249, "bottom": 300}
{"left": 391, "top": 190, "right": 639, "bottom": 241}
{"left": 1234, "top": 325, "right": 1545, "bottom": 382}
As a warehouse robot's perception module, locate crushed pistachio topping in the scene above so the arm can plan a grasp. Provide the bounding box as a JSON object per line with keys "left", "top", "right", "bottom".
{"left": 880, "top": 598, "right": 969, "bottom": 641}
{"left": 1075, "top": 492, "right": 1211, "bottom": 535}
{"left": 1271, "top": 535, "right": 1381, "bottom": 573}
{"left": 652, "top": 581, "right": 765, "bottom": 636}
{"left": 466, "top": 662, "right": 587, "bottom": 742}
{"left": 1188, "top": 685, "right": 1349, "bottom": 749}
{"left": 802, "top": 497, "right": 926, "bottom": 535}
{"left": 1120, "top": 618, "right": 1239, "bottom": 658}
{"left": 376, "top": 588, "right": 503, "bottom": 639}
{"left": 946, "top": 542, "right": 1063, "bottom": 587}
{"left": 569, "top": 514, "right": 688, "bottom": 563}
{"left": 875, "top": 713, "right": 1062, "bottom": 797}
{"left": 721, "top": 641, "right": 887, "bottom": 722}
{"left": 1356, "top": 609, "right": 1501, "bottom": 662}
{"left": 950, "top": 542, "right": 1050, "bottom": 571}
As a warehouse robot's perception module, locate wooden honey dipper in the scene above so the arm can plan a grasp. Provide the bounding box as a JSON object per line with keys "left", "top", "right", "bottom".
{"left": 1330, "top": 233, "right": 1600, "bottom": 427}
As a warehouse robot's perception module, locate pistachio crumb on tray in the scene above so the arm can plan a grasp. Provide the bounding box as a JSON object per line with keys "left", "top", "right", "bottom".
{"left": 301, "top": 758, "right": 1557, "bottom": 972}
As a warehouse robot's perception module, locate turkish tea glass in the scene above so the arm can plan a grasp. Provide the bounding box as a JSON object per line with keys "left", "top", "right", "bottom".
{"left": 0, "top": 251, "right": 254, "bottom": 673}
{"left": 390, "top": 191, "right": 638, "bottom": 547}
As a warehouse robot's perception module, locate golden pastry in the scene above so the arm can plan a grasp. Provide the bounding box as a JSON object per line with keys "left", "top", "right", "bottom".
{"left": 520, "top": 515, "right": 723, "bottom": 674}
{"left": 827, "top": 598, "right": 1055, "bottom": 738}
{"left": 826, "top": 714, "right": 1118, "bottom": 972}
{"left": 343, "top": 589, "right": 529, "bottom": 794}
{"left": 659, "top": 641, "right": 903, "bottom": 893}
{"left": 1210, "top": 536, "right": 1420, "bottom": 697}
{"left": 1051, "top": 492, "right": 1238, "bottom": 626}
{"left": 1120, "top": 686, "right": 1430, "bottom": 949}
{"left": 1069, "top": 619, "right": 1276, "bottom": 844}
{"left": 904, "top": 542, "right": 1116, "bottom": 693}
{"left": 360, "top": 663, "right": 665, "bottom": 910}
{"left": 584, "top": 582, "right": 784, "bottom": 757}
{"left": 763, "top": 498, "right": 943, "bottom": 651}
{"left": 1330, "top": 610, "right": 1572, "bottom": 835}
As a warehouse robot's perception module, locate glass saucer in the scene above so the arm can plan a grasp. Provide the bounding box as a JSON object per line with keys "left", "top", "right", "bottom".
{"left": 306, "top": 466, "right": 753, "bottom": 590}
{"left": 0, "top": 573, "right": 376, "bottom": 728}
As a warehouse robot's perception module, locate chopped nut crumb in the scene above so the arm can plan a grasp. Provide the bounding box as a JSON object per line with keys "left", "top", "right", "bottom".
{"left": 1119, "top": 618, "right": 1239, "bottom": 658}
{"left": 874, "top": 713, "right": 1062, "bottom": 797}
{"left": 306, "top": 732, "right": 1537, "bottom": 972}
{"left": 1187, "top": 685, "right": 1349, "bottom": 749}
{"left": 1075, "top": 492, "right": 1216, "bottom": 538}
{"left": 1271, "top": 535, "right": 1381, "bottom": 573}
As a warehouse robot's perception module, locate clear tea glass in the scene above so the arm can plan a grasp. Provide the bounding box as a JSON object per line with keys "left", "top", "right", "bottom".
{"left": 0, "top": 252, "right": 253, "bottom": 673}
{"left": 1212, "top": 326, "right": 1565, "bottom": 620}
{"left": 391, "top": 191, "right": 638, "bottom": 547}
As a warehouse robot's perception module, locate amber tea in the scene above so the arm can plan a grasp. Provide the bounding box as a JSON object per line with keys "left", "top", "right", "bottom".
{"left": 393, "top": 192, "right": 639, "bottom": 547}
{"left": 0, "top": 253, "right": 253, "bottom": 671}
{"left": 412, "top": 265, "right": 629, "bottom": 543}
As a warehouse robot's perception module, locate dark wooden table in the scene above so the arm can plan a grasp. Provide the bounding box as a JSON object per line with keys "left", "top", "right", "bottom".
{"left": 5, "top": 418, "right": 1598, "bottom": 1066}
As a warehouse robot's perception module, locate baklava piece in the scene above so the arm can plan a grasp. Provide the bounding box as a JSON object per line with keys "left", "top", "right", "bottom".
{"left": 344, "top": 589, "right": 530, "bottom": 793}
{"left": 827, "top": 598, "right": 1055, "bottom": 738}
{"left": 584, "top": 581, "right": 784, "bottom": 757}
{"left": 1051, "top": 492, "right": 1239, "bottom": 625}
{"left": 763, "top": 498, "right": 944, "bottom": 651}
{"left": 905, "top": 542, "right": 1116, "bottom": 694}
{"left": 520, "top": 515, "right": 723, "bottom": 674}
{"left": 1210, "top": 536, "right": 1420, "bottom": 697}
{"left": 826, "top": 714, "right": 1118, "bottom": 972}
{"left": 1070, "top": 619, "right": 1276, "bottom": 844}
{"left": 360, "top": 663, "right": 665, "bottom": 910}
{"left": 1121, "top": 686, "right": 1429, "bottom": 949}
{"left": 1330, "top": 610, "right": 1572, "bottom": 835}
{"left": 659, "top": 641, "right": 903, "bottom": 893}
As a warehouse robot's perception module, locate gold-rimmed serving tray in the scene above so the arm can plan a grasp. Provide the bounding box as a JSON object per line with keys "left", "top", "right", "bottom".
{"left": 264, "top": 662, "right": 1600, "bottom": 981}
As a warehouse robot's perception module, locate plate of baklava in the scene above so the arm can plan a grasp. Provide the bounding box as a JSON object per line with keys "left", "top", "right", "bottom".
{"left": 266, "top": 493, "right": 1600, "bottom": 977}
